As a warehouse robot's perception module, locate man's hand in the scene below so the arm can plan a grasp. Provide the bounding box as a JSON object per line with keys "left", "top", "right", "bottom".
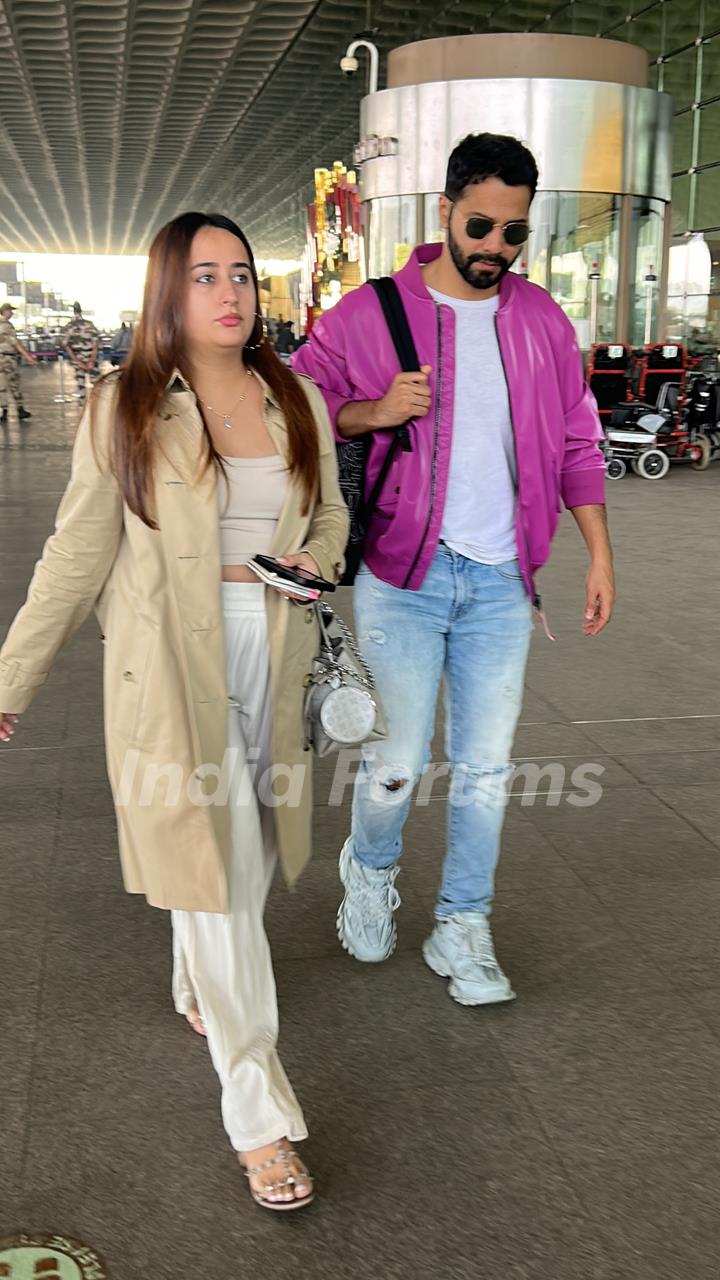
{"left": 369, "top": 365, "right": 432, "bottom": 429}
{"left": 570, "top": 504, "right": 615, "bottom": 636}
{"left": 583, "top": 560, "right": 615, "bottom": 636}
{"left": 336, "top": 365, "right": 433, "bottom": 438}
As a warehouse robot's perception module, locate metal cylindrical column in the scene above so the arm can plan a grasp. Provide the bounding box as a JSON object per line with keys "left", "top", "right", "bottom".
{"left": 356, "top": 34, "right": 673, "bottom": 346}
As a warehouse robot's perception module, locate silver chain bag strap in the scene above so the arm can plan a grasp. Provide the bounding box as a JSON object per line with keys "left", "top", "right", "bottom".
{"left": 303, "top": 602, "right": 387, "bottom": 757}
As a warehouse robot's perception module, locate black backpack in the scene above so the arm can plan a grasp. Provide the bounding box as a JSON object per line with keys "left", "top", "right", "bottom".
{"left": 337, "top": 277, "right": 421, "bottom": 585}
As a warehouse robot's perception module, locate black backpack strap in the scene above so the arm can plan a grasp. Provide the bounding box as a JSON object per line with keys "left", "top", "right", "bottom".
{"left": 369, "top": 276, "right": 421, "bottom": 374}
{"left": 358, "top": 277, "right": 420, "bottom": 523}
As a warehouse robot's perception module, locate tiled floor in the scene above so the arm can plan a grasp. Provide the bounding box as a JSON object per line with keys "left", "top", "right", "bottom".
{"left": 1, "top": 367, "right": 718, "bottom": 1279}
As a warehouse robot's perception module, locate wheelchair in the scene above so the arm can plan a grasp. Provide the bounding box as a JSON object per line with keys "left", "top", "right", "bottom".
{"left": 603, "top": 382, "right": 707, "bottom": 480}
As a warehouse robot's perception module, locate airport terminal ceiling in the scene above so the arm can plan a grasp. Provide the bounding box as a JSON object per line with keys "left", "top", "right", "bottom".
{"left": 0, "top": 0, "right": 716, "bottom": 260}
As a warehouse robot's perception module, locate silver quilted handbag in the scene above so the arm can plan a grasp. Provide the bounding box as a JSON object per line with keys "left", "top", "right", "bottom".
{"left": 303, "top": 602, "right": 387, "bottom": 757}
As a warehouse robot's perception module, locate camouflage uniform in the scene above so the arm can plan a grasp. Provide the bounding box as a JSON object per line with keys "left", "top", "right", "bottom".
{"left": 62, "top": 315, "right": 101, "bottom": 402}
{"left": 0, "top": 315, "right": 24, "bottom": 409}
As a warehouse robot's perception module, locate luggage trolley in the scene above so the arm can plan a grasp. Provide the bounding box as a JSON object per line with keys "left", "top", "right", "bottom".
{"left": 638, "top": 342, "right": 687, "bottom": 406}
{"left": 587, "top": 343, "right": 635, "bottom": 429}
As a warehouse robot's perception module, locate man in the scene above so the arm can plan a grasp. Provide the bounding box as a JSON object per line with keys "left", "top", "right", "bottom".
{"left": 294, "top": 132, "right": 615, "bottom": 1007}
{"left": 275, "top": 320, "right": 297, "bottom": 357}
{"left": 112, "top": 320, "right": 132, "bottom": 366}
{"left": 0, "top": 303, "right": 37, "bottom": 422}
{"left": 62, "top": 302, "right": 100, "bottom": 403}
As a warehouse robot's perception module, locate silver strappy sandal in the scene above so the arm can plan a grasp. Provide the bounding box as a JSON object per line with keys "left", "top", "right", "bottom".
{"left": 240, "top": 1142, "right": 315, "bottom": 1212}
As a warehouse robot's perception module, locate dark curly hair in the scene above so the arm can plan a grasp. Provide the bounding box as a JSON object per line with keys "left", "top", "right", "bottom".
{"left": 445, "top": 133, "right": 539, "bottom": 201}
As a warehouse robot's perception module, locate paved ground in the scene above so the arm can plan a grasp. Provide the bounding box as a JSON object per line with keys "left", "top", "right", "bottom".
{"left": 1, "top": 365, "right": 718, "bottom": 1280}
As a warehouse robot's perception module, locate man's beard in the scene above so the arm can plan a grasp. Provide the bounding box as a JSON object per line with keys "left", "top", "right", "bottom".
{"left": 448, "top": 225, "right": 519, "bottom": 290}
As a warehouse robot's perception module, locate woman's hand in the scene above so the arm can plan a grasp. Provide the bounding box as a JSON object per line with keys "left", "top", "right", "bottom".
{"left": 0, "top": 713, "right": 19, "bottom": 743}
{"left": 275, "top": 551, "right": 322, "bottom": 603}
{"left": 277, "top": 552, "right": 320, "bottom": 576}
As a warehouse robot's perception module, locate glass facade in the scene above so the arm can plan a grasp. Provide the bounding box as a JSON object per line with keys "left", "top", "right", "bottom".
{"left": 526, "top": 0, "right": 720, "bottom": 348}
{"left": 367, "top": 0, "right": 719, "bottom": 346}
{"left": 541, "top": 194, "right": 620, "bottom": 347}
{"left": 658, "top": 6, "right": 720, "bottom": 349}
{"left": 630, "top": 199, "right": 666, "bottom": 348}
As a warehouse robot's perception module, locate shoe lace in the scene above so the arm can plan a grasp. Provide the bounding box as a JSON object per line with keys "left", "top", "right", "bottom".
{"left": 354, "top": 866, "right": 401, "bottom": 925}
{"left": 459, "top": 918, "right": 500, "bottom": 973}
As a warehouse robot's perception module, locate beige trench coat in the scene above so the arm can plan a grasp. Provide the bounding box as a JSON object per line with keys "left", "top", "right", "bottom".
{"left": 0, "top": 371, "right": 349, "bottom": 912}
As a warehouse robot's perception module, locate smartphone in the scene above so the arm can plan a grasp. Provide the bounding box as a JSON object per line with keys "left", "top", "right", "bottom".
{"left": 248, "top": 554, "right": 336, "bottom": 595}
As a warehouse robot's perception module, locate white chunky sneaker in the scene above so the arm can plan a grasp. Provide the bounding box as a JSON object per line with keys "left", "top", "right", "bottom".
{"left": 337, "top": 838, "right": 402, "bottom": 963}
{"left": 422, "top": 912, "right": 516, "bottom": 1006}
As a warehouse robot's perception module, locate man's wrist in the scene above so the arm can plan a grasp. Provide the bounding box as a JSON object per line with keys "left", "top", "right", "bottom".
{"left": 338, "top": 399, "right": 384, "bottom": 437}
{"left": 366, "top": 399, "right": 383, "bottom": 429}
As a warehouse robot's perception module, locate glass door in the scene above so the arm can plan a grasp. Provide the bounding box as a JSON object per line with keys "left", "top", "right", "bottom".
{"left": 549, "top": 193, "right": 620, "bottom": 348}
{"left": 367, "top": 196, "right": 418, "bottom": 278}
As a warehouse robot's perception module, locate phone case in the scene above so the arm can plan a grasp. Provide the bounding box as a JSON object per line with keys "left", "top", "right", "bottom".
{"left": 246, "top": 560, "right": 320, "bottom": 599}
{"left": 251, "top": 555, "right": 335, "bottom": 592}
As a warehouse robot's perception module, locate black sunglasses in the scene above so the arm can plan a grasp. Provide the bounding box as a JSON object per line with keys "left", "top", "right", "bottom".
{"left": 464, "top": 214, "right": 531, "bottom": 247}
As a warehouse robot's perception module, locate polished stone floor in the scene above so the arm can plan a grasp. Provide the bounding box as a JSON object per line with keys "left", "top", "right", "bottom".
{"left": 1, "top": 366, "right": 719, "bottom": 1279}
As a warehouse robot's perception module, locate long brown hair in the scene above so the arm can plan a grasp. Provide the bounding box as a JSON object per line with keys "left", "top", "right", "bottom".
{"left": 104, "top": 212, "right": 319, "bottom": 527}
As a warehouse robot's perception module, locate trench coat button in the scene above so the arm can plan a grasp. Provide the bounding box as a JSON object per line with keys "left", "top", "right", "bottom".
{"left": 305, "top": 608, "right": 313, "bottom": 623}
{"left": 122, "top": 670, "right": 135, "bottom": 681}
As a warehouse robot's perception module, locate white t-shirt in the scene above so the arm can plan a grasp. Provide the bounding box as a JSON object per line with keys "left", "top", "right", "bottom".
{"left": 428, "top": 288, "right": 518, "bottom": 565}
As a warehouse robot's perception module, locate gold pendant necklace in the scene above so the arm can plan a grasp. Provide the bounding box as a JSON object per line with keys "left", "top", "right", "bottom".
{"left": 200, "top": 368, "right": 254, "bottom": 429}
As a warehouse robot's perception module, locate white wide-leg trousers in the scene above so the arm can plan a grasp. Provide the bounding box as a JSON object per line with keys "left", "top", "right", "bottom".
{"left": 171, "top": 581, "right": 307, "bottom": 1152}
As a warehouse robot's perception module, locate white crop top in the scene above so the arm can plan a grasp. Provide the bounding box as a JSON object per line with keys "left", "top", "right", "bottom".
{"left": 217, "top": 455, "right": 289, "bottom": 566}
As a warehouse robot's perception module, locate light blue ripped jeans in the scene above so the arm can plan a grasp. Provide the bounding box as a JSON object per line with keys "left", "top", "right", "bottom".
{"left": 350, "top": 543, "right": 533, "bottom": 917}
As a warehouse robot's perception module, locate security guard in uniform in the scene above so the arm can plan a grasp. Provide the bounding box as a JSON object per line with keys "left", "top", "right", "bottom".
{"left": 0, "top": 303, "right": 37, "bottom": 422}
{"left": 62, "top": 302, "right": 101, "bottom": 403}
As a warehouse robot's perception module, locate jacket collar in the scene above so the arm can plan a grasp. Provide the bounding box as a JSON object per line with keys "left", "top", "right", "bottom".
{"left": 395, "top": 242, "right": 517, "bottom": 313}
{"left": 165, "top": 365, "right": 281, "bottom": 409}
{"left": 166, "top": 369, "right": 192, "bottom": 394}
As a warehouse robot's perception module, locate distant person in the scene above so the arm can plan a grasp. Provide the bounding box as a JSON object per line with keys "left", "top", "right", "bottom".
{"left": 0, "top": 303, "right": 37, "bottom": 422}
{"left": 112, "top": 321, "right": 132, "bottom": 366}
{"left": 62, "top": 302, "right": 100, "bottom": 403}
{"left": 275, "top": 321, "right": 296, "bottom": 357}
{"left": 687, "top": 326, "right": 717, "bottom": 358}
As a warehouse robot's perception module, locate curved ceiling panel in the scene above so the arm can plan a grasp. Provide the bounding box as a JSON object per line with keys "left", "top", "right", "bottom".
{"left": 0, "top": 1, "right": 703, "bottom": 258}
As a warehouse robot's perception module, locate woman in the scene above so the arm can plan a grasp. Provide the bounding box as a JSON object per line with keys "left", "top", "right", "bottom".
{"left": 0, "top": 212, "right": 348, "bottom": 1211}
